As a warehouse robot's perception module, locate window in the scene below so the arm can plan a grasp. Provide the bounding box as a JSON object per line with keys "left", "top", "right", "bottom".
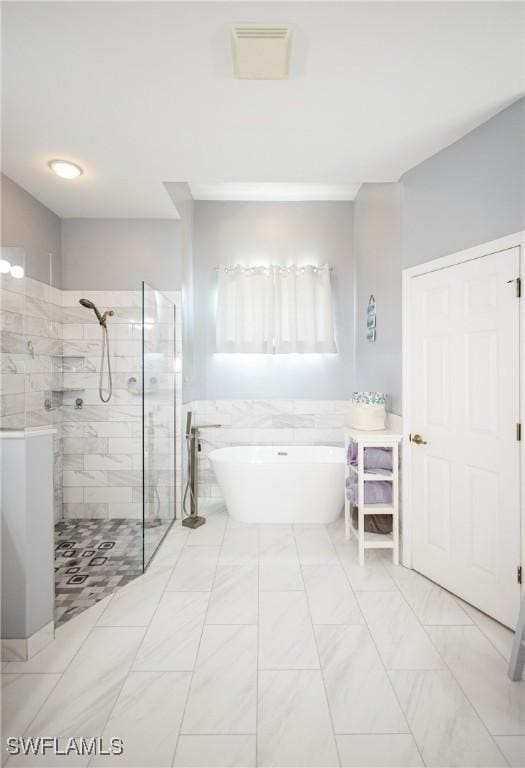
{"left": 216, "top": 264, "right": 336, "bottom": 354}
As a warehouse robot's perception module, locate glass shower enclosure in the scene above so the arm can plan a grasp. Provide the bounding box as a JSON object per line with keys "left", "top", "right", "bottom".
{"left": 142, "top": 282, "right": 177, "bottom": 567}
{"left": 1, "top": 266, "right": 178, "bottom": 641}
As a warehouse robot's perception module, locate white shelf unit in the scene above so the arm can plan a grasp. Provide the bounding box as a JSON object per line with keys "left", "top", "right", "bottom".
{"left": 344, "top": 427, "right": 402, "bottom": 565}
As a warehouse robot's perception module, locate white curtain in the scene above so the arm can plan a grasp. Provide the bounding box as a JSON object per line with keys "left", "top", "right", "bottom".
{"left": 274, "top": 265, "right": 336, "bottom": 353}
{"left": 216, "top": 264, "right": 336, "bottom": 354}
{"left": 216, "top": 265, "right": 274, "bottom": 353}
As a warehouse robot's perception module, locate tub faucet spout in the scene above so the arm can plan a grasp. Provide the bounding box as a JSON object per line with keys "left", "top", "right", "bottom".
{"left": 191, "top": 423, "right": 222, "bottom": 435}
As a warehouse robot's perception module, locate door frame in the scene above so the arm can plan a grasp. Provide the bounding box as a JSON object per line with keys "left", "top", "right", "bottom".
{"left": 401, "top": 231, "right": 525, "bottom": 600}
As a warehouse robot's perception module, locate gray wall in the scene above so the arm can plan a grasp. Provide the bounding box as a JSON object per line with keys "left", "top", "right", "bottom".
{"left": 403, "top": 97, "right": 525, "bottom": 267}
{"left": 354, "top": 183, "right": 403, "bottom": 411}
{"left": 1, "top": 173, "right": 61, "bottom": 286}
{"left": 164, "top": 183, "right": 195, "bottom": 403}
{"left": 192, "top": 201, "right": 354, "bottom": 401}
{"left": 354, "top": 97, "right": 525, "bottom": 414}
{"left": 61, "top": 218, "right": 182, "bottom": 290}
{"left": 0, "top": 175, "right": 183, "bottom": 292}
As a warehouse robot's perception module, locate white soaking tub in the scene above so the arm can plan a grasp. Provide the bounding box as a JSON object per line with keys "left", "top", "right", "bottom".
{"left": 209, "top": 445, "right": 345, "bottom": 524}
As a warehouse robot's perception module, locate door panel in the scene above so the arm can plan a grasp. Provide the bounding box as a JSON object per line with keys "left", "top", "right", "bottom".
{"left": 424, "top": 455, "right": 452, "bottom": 554}
{"left": 410, "top": 247, "right": 521, "bottom": 628}
{"left": 466, "top": 330, "right": 498, "bottom": 433}
{"left": 424, "top": 336, "right": 450, "bottom": 427}
{"left": 466, "top": 465, "right": 498, "bottom": 576}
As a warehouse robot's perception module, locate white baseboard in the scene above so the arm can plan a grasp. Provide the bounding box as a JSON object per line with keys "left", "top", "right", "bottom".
{"left": 1, "top": 621, "right": 54, "bottom": 662}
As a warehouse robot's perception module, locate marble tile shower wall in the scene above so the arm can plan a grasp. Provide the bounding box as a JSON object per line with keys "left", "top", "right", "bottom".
{"left": 61, "top": 289, "right": 182, "bottom": 523}
{"left": 185, "top": 399, "right": 353, "bottom": 500}
{"left": 0, "top": 272, "right": 64, "bottom": 517}
{"left": 1, "top": 276, "right": 182, "bottom": 524}
{"left": 61, "top": 290, "right": 143, "bottom": 521}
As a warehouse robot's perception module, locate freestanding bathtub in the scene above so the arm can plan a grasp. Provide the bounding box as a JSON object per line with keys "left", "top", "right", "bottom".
{"left": 208, "top": 445, "right": 345, "bottom": 524}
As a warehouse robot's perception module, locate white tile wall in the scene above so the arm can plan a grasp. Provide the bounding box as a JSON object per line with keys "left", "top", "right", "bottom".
{"left": 1, "top": 273, "right": 64, "bottom": 518}
{"left": 61, "top": 288, "right": 182, "bottom": 522}
{"left": 184, "top": 399, "right": 353, "bottom": 500}
{"left": 1, "top": 275, "right": 182, "bottom": 524}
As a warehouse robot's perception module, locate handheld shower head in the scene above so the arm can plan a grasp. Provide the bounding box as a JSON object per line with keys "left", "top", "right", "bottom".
{"left": 79, "top": 298, "right": 104, "bottom": 325}
{"left": 78, "top": 298, "right": 114, "bottom": 403}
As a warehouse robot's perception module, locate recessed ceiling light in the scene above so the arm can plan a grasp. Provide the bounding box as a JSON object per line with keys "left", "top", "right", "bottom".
{"left": 10, "top": 265, "right": 24, "bottom": 279}
{"left": 0, "top": 259, "right": 11, "bottom": 274}
{"left": 48, "top": 159, "right": 83, "bottom": 179}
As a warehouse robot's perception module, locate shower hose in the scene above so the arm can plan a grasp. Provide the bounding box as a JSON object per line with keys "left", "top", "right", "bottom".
{"left": 99, "top": 324, "right": 113, "bottom": 403}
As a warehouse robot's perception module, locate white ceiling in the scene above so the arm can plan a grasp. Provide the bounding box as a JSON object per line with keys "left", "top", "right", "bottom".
{"left": 2, "top": 2, "right": 523, "bottom": 218}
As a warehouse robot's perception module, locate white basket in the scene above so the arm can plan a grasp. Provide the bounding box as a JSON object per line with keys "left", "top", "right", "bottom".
{"left": 350, "top": 395, "right": 387, "bottom": 430}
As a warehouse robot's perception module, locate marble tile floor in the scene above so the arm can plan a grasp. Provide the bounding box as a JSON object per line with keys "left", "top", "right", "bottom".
{"left": 2, "top": 502, "right": 523, "bottom": 767}
{"left": 54, "top": 519, "right": 170, "bottom": 627}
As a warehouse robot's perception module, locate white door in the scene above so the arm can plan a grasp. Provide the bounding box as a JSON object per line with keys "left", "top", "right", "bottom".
{"left": 409, "top": 247, "right": 521, "bottom": 628}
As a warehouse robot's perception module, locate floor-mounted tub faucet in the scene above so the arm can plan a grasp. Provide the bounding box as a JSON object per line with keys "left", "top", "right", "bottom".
{"left": 182, "top": 411, "right": 222, "bottom": 529}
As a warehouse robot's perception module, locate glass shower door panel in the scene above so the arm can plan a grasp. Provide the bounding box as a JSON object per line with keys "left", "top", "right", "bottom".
{"left": 142, "top": 282, "right": 176, "bottom": 568}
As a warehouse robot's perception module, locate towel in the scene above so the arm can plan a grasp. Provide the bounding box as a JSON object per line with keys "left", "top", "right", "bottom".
{"left": 347, "top": 443, "right": 393, "bottom": 471}
{"left": 345, "top": 476, "right": 392, "bottom": 505}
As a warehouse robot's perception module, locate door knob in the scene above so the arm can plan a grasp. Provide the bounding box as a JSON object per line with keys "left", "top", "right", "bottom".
{"left": 410, "top": 433, "right": 427, "bottom": 445}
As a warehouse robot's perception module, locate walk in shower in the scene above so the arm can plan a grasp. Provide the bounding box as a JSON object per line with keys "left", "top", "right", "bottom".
{"left": 1, "top": 250, "right": 179, "bottom": 642}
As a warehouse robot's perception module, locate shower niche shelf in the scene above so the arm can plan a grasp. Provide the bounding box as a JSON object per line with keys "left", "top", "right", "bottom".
{"left": 53, "top": 355, "right": 85, "bottom": 360}
{"left": 45, "top": 387, "right": 86, "bottom": 411}
{"left": 52, "top": 355, "right": 85, "bottom": 370}
{"left": 51, "top": 351, "right": 88, "bottom": 391}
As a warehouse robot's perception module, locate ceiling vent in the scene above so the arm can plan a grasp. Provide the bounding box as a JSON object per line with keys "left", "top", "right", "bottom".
{"left": 231, "top": 25, "right": 292, "bottom": 80}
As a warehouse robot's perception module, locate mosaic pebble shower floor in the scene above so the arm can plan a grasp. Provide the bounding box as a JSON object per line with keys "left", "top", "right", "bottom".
{"left": 54, "top": 519, "right": 144, "bottom": 626}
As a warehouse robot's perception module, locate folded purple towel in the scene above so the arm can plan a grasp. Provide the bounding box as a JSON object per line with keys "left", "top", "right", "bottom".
{"left": 365, "top": 448, "right": 393, "bottom": 471}
{"left": 347, "top": 443, "right": 393, "bottom": 471}
{"left": 346, "top": 476, "right": 392, "bottom": 505}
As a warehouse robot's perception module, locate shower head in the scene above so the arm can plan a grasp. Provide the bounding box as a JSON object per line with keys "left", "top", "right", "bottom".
{"left": 79, "top": 298, "right": 105, "bottom": 325}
